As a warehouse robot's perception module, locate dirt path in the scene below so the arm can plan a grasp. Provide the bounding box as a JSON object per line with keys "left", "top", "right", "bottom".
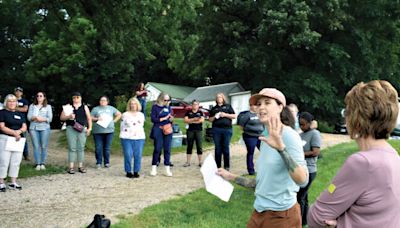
{"left": 0, "top": 131, "right": 350, "bottom": 228}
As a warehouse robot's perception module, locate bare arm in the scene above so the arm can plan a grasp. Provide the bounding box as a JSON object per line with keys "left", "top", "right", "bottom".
{"left": 216, "top": 168, "right": 256, "bottom": 188}
{"left": 0, "top": 122, "right": 27, "bottom": 139}
{"left": 16, "top": 105, "right": 28, "bottom": 113}
{"left": 304, "top": 147, "right": 320, "bottom": 157}
{"left": 114, "top": 111, "right": 122, "bottom": 122}
{"left": 85, "top": 105, "right": 92, "bottom": 131}
{"left": 220, "top": 112, "right": 237, "bottom": 120}
{"left": 260, "top": 116, "right": 308, "bottom": 185}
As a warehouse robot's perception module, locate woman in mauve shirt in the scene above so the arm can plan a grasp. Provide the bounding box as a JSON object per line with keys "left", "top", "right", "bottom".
{"left": 308, "top": 80, "right": 400, "bottom": 228}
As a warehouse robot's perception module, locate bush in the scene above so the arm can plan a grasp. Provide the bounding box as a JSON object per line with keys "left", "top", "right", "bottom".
{"left": 318, "top": 120, "right": 334, "bottom": 133}
{"left": 115, "top": 95, "right": 128, "bottom": 112}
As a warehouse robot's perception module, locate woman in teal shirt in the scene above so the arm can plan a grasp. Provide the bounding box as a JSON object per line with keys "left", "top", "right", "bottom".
{"left": 218, "top": 88, "right": 308, "bottom": 228}
{"left": 91, "top": 96, "right": 121, "bottom": 168}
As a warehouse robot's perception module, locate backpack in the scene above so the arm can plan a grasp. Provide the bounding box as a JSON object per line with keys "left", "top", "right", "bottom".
{"left": 87, "top": 214, "right": 111, "bottom": 228}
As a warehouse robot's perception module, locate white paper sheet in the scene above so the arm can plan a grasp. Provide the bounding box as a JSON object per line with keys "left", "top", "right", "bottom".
{"left": 96, "top": 115, "right": 113, "bottom": 128}
{"left": 5, "top": 136, "right": 26, "bottom": 152}
{"left": 200, "top": 154, "right": 234, "bottom": 202}
{"left": 62, "top": 104, "right": 74, "bottom": 116}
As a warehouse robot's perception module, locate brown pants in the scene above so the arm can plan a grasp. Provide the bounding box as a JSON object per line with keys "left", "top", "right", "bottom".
{"left": 247, "top": 203, "right": 301, "bottom": 228}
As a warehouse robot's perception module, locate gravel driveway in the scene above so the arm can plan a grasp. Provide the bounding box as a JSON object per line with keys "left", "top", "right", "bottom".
{"left": 0, "top": 131, "right": 350, "bottom": 227}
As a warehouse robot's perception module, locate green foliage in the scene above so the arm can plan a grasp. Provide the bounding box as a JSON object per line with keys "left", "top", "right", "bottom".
{"left": 1, "top": 0, "right": 400, "bottom": 125}
{"left": 317, "top": 120, "right": 334, "bottom": 133}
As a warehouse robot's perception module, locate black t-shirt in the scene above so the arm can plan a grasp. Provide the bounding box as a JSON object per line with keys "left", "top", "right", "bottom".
{"left": 185, "top": 110, "right": 204, "bottom": 131}
{"left": 210, "top": 104, "right": 235, "bottom": 128}
{"left": 0, "top": 109, "right": 26, "bottom": 136}
{"left": 17, "top": 98, "right": 29, "bottom": 110}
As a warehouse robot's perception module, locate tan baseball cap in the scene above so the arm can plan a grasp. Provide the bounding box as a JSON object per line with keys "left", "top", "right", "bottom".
{"left": 249, "top": 88, "right": 286, "bottom": 107}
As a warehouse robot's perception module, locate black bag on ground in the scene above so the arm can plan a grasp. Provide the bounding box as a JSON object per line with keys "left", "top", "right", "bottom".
{"left": 87, "top": 214, "right": 110, "bottom": 228}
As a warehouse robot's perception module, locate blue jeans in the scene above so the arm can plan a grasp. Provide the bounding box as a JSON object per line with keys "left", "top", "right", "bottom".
{"left": 138, "top": 97, "right": 146, "bottom": 116}
{"left": 243, "top": 134, "right": 260, "bottom": 174}
{"left": 151, "top": 126, "right": 172, "bottom": 166}
{"left": 212, "top": 127, "right": 232, "bottom": 169}
{"left": 30, "top": 129, "right": 51, "bottom": 165}
{"left": 93, "top": 133, "right": 114, "bottom": 165}
{"left": 121, "top": 138, "right": 145, "bottom": 173}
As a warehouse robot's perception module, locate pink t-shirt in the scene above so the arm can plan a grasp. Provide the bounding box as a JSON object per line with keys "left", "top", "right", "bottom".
{"left": 308, "top": 145, "right": 400, "bottom": 228}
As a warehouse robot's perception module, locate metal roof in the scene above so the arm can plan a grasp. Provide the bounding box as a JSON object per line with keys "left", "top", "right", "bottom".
{"left": 146, "top": 82, "right": 196, "bottom": 100}
{"left": 184, "top": 82, "right": 245, "bottom": 102}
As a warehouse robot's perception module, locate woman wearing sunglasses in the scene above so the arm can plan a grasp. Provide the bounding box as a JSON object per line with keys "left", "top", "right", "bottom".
{"left": 27, "top": 92, "right": 53, "bottom": 170}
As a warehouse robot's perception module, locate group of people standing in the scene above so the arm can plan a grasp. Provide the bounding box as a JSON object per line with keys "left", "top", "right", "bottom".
{"left": 218, "top": 80, "right": 400, "bottom": 228}
{"left": 0, "top": 88, "right": 53, "bottom": 191}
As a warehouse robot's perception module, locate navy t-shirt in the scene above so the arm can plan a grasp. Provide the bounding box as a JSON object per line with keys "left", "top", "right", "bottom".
{"left": 17, "top": 98, "right": 29, "bottom": 110}
{"left": 185, "top": 110, "right": 204, "bottom": 131}
{"left": 210, "top": 104, "right": 235, "bottom": 128}
{"left": 0, "top": 109, "right": 26, "bottom": 136}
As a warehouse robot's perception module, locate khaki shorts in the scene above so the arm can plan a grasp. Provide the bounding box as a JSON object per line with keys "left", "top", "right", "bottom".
{"left": 247, "top": 203, "right": 301, "bottom": 228}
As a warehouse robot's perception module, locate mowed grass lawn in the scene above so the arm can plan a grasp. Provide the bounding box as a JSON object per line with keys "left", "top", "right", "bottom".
{"left": 112, "top": 140, "right": 400, "bottom": 228}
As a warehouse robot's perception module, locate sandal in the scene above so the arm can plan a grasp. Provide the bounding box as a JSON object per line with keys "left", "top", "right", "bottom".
{"left": 67, "top": 168, "right": 75, "bottom": 174}
{"left": 78, "top": 167, "right": 87, "bottom": 173}
{"left": 183, "top": 163, "right": 190, "bottom": 167}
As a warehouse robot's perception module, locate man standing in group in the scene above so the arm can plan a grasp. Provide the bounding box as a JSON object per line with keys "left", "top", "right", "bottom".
{"left": 14, "top": 87, "right": 30, "bottom": 160}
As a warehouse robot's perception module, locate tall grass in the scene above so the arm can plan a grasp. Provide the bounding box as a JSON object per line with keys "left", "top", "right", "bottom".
{"left": 112, "top": 140, "right": 400, "bottom": 227}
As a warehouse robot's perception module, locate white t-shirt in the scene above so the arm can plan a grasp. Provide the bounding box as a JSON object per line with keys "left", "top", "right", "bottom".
{"left": 119, "top": 112, "right": 145, "bottom": 140}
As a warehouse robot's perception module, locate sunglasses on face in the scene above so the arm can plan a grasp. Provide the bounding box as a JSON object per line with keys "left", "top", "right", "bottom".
{"left": 37, "top": 95, "right": 44, "bottom": 97}
{"left": 164, "top": 99, "right": 170, "bottom": 102}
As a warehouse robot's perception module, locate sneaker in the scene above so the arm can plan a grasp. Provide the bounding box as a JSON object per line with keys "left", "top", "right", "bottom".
{"left": 8, "top": 183, "right": 22, "bottom": 190}
{"left": 0, "top": 183, "right": 6, "bottom": 192}
{"left": 35, "top": 165, "right": 41, "bottom": 171}
{"left": 40, "top": 164, "right": 46, "bottom": 170}
{"left": 126, "top": 172, "right": 133, "bottom": 178}
{"left": 96, "top": 164, "right": 101, "bottom": 169}
{"left": 104, "top": 164, "right": 110, "bottom": 168}
{"left": 183, "top": 163, "right": 190, "bottom": 167}
{"left": 133, "top": 172, "right": 140, "bottom": 178}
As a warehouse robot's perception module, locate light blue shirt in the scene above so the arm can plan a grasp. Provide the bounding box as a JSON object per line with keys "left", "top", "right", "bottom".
{"left": 91, "top": 105, "right": 119, "bottom": 134}
{"left": 254, "top": 126, "right": 308, "bottom": 212}
{"left": 27, "top": 104, "right": 53, "bottom": 131}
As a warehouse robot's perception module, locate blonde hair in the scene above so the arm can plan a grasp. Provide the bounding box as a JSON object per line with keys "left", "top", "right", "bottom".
{"left": 345, "top": 80, "right": 399, "bottom": 139}
{"left": 215, "top": 93, "right": 226, "bottom": 104}
{"left": 126, "top": 97, "right": 142, "bottom": 112}
{"left": 156, "top": 92, "right": 170, "bottom": 106}
{"left": 4, "top": 94, "right": 17, "bottom": 106}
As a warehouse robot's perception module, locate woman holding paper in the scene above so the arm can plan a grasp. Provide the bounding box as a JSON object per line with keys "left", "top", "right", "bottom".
{"left": 60, "top": 92, "right": 92, "bottom": 174}
{"left": 217, "top": 88, "right": 308, "bottom": 227}
{"left": 91, "top": 96, "right": 121, "bottom": 168}
{"left": 0, "top": 94, "right": 27, "bottom": 191}
{"left": 27, "top": 91, "right": 53, "bottom": 171}
{"left": 120, "top": 97, "right": 145, "bottom": 178}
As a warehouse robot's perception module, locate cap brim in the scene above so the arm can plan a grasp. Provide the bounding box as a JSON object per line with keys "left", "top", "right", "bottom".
{"left": 249, "top": 94, "right": 266, "bottom": 105}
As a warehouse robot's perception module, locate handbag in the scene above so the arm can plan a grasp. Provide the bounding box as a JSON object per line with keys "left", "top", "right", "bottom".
{"left": 73, "top": 120, "right": 84, "bottom": 132}
{"left": 160, "top": 123, "right": 173, "bottom": 135}
{"left": 87, "top": 214, "right": 110, "bottom": 228}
